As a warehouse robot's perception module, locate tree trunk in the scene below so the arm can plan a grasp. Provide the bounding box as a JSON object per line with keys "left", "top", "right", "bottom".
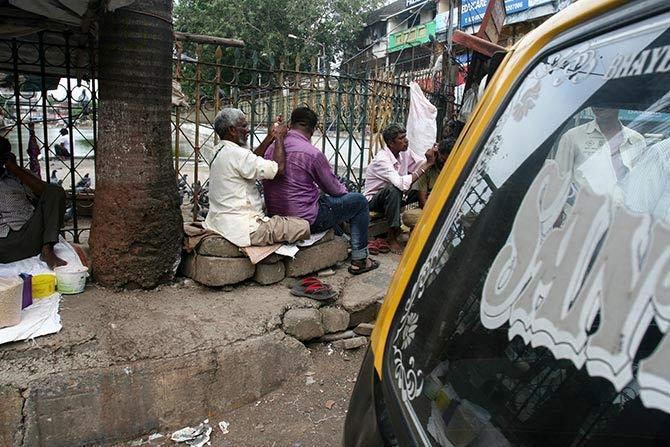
{"left": 91, "top": 0, "right": 182, "bottom": 288}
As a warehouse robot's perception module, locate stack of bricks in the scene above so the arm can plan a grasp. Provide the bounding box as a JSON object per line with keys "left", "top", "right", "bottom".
{"left": 181, "top": 230, "right": 349, "bottom": 287}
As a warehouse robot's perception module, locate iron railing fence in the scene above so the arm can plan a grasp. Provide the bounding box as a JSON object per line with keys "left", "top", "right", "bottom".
{"left": 0, "top": 31, "right": 96, "bottom": 243}
{"left": 171, "top": 41, "right": 434, "bottom": 220}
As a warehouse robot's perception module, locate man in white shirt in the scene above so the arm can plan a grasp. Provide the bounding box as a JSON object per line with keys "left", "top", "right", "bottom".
{"left": 554, "top": 107, "right": 646, "bottom": 201}
{"left": 364, "top": 123, "right": 436, "bottom": 253}
{"left": 204, "top": 108, "right": 310, "bottom": 247}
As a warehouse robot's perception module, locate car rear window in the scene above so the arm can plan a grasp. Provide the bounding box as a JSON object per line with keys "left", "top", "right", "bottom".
{"left": 384, "top": 12, "right": 670, "bottom": 446}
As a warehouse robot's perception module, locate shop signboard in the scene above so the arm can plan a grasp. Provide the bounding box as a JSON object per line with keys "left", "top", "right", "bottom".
{"left": 461, "top": 0, "right": 530, "bottom": 28}
{"left": 388, "top": 20, "right": 437, "bottom": 53}
{"left": 435, "top": 9, "right": 460, "bottom": 33}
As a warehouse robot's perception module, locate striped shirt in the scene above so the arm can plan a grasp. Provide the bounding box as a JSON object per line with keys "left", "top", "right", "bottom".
{"left": 0, "top": 172, "right": 34, "bottom": 238}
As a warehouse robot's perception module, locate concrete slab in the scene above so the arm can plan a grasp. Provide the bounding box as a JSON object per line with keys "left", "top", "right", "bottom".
{"left": 338, "top": 253, "right": 398, "bottom": 327}
{"left": 284, "top": 237, "right": 348, "bottom": 277}
{"left": 0, "top": 253, "right": 399, "bottom": 446}
{"left": 181, "top": 254, "right": 255, "bottom": 286}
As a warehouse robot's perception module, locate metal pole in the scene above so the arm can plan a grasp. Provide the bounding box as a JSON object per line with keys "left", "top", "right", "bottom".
{"left": 65, "top": 34, "right": 79, "bottom": 242}
{"left": 11, "top": 39, "right": 24, "bottom": 167}
{"left": 39, "top": 33, "right": 51, "bottom": 180}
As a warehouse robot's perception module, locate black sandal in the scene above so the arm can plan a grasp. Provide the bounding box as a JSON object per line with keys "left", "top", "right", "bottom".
{"left": 348, "top": 258, "right": 380, "bottom": 275}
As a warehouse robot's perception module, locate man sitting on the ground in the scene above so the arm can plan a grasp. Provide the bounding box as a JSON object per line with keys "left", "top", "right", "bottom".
{"left": 364, "top": 123, "right": 436, "bottom": 253}
{"left": 402, "top": 134, "right": 457, "bottom": 229}
{"left": 204, "top": 108, "right": 310, "bottom": 247}
{"left": 263, "top": 106, "right": 379, "bottom": 275}
{"left": 0, "top": 137, "right": 67, "bottom": 268}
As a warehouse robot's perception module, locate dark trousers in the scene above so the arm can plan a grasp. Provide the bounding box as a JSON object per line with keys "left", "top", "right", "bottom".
{"left": 0, "top": 184, "right": 65, "bottom": 263}
{"left": 311, "top": 192, "right": 370, "bottom": 260}
{"left": 368, "top": 185, "right": 418, "bottom": 229}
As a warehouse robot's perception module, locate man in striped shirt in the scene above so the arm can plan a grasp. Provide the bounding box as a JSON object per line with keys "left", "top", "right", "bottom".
{"left": 0, "top": 137, "right": 66, "bottom": 268}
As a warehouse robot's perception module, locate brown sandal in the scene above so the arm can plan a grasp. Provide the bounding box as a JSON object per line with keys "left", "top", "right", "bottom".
{"left": 348, "top": 258, "right": 380, "bottom": 275}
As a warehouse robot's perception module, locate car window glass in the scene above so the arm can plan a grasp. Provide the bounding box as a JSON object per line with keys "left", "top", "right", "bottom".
{"left": 385, "top": 13, "right": 670, "bottom": 446}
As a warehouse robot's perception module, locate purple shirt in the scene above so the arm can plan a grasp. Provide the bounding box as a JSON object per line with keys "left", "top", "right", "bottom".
{"left": 264, "top": 130, "right": 347, "bottom": 224}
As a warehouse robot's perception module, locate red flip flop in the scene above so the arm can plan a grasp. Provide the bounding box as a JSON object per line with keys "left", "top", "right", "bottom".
{"left": 368, "top": 240, "right": 380, "bottom": 255}
{"left": 374, "top": 238, "right": 391, "bottom": 253}
{"left": 290, "top": 282, "right": 337, "bottom": 301}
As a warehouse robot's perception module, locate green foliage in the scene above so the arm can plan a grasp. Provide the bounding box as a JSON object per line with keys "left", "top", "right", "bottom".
{"left": 174, "top": 0, "right": 382, "bottom": 66}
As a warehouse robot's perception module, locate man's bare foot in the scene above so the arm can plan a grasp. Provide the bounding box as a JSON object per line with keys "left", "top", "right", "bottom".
{"left": 41, "top": 245, "right": 66, "bottom": 269}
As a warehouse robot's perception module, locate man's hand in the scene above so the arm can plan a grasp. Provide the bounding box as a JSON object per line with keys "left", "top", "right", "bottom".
{"left": 272, "top": 123, "right": 288, "bottom": 140}
{"left": 425, "top": 145, "right": 438, "bottom": 165}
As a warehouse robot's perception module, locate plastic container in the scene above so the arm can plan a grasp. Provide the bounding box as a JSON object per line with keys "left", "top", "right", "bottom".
{"left": 32, "top": 273, "right": 56, "bottom": 299}
{"left": 0, "top": 277, "right": 23, "bottom": 328}
{"left": 54, "top": 266, "right": 89, "bottom": 295}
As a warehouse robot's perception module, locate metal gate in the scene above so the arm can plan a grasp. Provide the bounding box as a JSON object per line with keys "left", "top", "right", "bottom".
{"left": 0, "top": 31, "right": 96, "bottom": 243}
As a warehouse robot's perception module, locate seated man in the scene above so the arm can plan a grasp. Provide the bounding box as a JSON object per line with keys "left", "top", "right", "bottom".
{"left": 54, "top": 128, "right": 71, "bottom": 159}
{"left": 0, "top": 137, "right": 67, "bottom": 268}
{"left": 364, "top": 123, "right": 436, "bottom": 253}
{"left": 263, "top": 107, "right": 378, "bottom": 275}
{"left": 204, "top": 108, "right": 310, "bottom": 247}
{"left": 402, "top": 135, "right": 457, "bottom": 229}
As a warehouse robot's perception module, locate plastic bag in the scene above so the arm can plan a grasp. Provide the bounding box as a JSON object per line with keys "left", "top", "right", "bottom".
{"left": 406, "top": 81, "right": 437, "bottom": 156}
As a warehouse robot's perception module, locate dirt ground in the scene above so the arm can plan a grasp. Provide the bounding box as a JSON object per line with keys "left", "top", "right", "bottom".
{"left": 115, "top": 343, "right": 366, "bottom": 447}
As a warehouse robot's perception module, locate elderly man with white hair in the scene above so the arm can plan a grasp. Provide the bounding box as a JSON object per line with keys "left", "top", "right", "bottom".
{"left": 204, "top": 108, "right": 310, "bottom": 247}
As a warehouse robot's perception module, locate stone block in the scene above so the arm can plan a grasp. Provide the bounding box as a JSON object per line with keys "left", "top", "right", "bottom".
{"left": 260, "top": 254, "right": 282, "bottom": 264}
{"left": 319, "top": 330, "right": 357, "bottom": 342}
{"left": 197, "top": 236, "right": 244, "bottom": 258}
{"left": 319, "top": 307, "right": 350, "bottom": 334}
{"left": 181, "top": 254, "right": 254, "bottom": 286}
{"left": 282, "top": 308, "right": 324, "bottom": 341}
{"left": 0, "top": 385, "right": 22, "bottom": 447}
{"left": 285, "top": 237, "right": 348, "bottom": 278}
{"left": 339, "top": 261, "right": 393, "bottom": 327}
{"left": 353, "top": 322, "right": 374, "bottom": 336}
{"left": 332, "top": 336, "right": 368, "bottom": 350}
{"left": 254, "top": 262, "right": 285, "bottom": 285}
{"left": 349, "top": 306, "right": 378, "bottom": 328}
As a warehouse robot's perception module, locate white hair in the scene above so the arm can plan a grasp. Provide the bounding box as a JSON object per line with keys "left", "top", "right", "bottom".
{"left": 214, "top": 108, "right": 245, "bottom": 139}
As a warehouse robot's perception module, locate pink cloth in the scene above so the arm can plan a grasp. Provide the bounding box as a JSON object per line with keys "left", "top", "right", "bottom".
{"left": 364, "top": 147, "right": 425, "bottom": 200}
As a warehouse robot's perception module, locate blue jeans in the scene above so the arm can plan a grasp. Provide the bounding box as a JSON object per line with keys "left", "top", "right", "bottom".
{"left": 311, "top": 193, "right": 369, "bottom": 260}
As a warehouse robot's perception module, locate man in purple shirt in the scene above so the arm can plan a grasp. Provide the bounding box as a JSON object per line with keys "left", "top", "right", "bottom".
{"left": 264, "top": 107, "right": 378, "bottom": 275}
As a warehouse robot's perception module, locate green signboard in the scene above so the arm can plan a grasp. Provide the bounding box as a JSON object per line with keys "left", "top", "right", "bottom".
{"left": 388, "top": 20, "right": 436, "bottom": 53}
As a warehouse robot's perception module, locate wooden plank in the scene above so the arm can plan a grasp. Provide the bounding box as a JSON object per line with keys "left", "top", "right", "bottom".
{"left": 452, "top": 30, "right": 506, "bottom": 58}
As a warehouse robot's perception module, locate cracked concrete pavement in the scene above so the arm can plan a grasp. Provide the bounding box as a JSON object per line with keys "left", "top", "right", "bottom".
{"left": 0, "top": 252, "right": 400, "bottom": 446}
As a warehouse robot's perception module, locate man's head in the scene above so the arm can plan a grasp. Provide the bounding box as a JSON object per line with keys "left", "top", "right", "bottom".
{"left": 60, "top": 128, "right": 68, "bottom": 136}
{"left": 592, "top": 107, "right": 619, "bottom": 126}
{"left": 290, "top": 107, "right": 318, "bottom": 137}
{"left": 382, "top": 123, "right": 408, "bottom": 154}
{"left": 214, "top": 108, "right": 249, "bottom": 146}
{"left": 437, "top": 135, "right": 457, "bottom": 168}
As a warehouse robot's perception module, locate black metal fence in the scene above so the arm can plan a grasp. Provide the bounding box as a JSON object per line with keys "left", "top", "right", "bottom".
{"left": 171, "top": 40, "right": 451, "bottom": 219}
{"left": 0, "top": 31, "right": 96, "bottom": 243}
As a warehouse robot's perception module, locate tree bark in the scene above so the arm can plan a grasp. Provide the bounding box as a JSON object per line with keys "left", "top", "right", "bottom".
{"left": 91, "top": 0, "right": 182, "bottom": 289}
